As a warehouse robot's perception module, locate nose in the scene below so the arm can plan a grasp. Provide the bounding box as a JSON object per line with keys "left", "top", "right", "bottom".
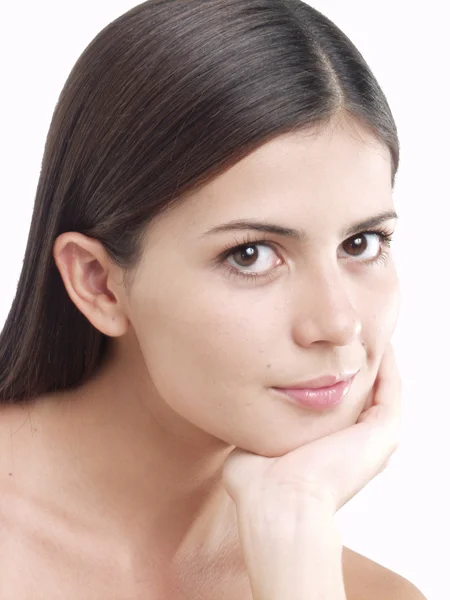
{"left": 291, "top": 264, "right": 362, "bottom": 347}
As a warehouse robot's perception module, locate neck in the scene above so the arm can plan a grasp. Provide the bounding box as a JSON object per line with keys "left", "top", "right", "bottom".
{"left": 16, "top": 335, "right": 238, "bottom": 568}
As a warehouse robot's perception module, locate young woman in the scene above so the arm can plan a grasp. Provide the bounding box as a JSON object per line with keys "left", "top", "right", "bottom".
{"left": 0, "top": 1, "right": 427, "bottom": 598}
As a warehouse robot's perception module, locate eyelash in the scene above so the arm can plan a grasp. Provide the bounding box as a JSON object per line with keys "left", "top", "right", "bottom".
{"left": 217, "top": 227, "right": 395, "bottom": 283}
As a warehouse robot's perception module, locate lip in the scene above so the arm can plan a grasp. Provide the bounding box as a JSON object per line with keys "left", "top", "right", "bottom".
{"left": 279, "top": 371, "right": 359, "bottom": 389}
{"left": 272, "top": 374, "right": 357, "bottom": 410}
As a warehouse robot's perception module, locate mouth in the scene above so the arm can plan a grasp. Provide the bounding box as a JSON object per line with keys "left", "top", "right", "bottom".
{"left": 271, "top": 373, "right": 357, "bottom": 411}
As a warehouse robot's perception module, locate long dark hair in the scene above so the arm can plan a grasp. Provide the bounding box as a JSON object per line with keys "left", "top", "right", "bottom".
{"left": 0, "top": 0, "right": 399, "bottom": 404}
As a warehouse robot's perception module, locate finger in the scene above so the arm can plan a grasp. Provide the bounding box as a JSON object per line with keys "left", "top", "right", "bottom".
{"left": 364, "top": 343, "right": 402, "bottom": 433}
{"left": 341, "top": 344, "right": 402, "bottom": 489}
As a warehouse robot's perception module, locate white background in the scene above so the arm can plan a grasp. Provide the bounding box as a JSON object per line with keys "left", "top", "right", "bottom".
{"left": 0, "top": 2, "right": 447, "bottom": 598}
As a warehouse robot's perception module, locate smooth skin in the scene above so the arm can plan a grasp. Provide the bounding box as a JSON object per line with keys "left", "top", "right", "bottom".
{"left": 0, "top": 115, "right": 426, "bottom": 598}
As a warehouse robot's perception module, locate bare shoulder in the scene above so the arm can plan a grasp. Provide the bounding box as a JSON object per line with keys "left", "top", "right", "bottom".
{"left": 342, "top": 546, "right": 428, "bottom": 600}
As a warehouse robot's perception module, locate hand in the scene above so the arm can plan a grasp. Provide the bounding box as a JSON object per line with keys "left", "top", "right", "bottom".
{"left": 223, "top": 343, "right": 402, "bottom": 516}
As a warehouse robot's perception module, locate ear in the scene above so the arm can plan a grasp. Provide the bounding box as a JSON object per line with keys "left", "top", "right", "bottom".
{"left": 52, "top": 232, "right": 130, "bottom": 337}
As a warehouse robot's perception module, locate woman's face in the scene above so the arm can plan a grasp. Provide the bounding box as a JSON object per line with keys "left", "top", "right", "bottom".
{"left": 121, "top": 121, "right": 400, "bottom": 457}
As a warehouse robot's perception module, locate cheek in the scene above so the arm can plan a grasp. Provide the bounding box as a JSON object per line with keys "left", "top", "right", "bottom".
{"left": 131, "top": 289, "right": 270, "bottom": 428}
{"left": 366, "top": 271, "right": 401, "bottom": 342}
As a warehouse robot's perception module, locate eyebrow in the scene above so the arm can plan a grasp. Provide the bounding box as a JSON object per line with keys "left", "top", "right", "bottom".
{"left": 200, "top": 210, "right": 399, "bottom": 241}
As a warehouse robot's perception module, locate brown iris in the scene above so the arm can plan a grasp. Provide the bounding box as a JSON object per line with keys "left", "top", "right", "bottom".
{"left": 233, "top": 245, "right": 258, "bottom": 267}
{"left": 343, "top": 235, "right": 368, "bottom": 256}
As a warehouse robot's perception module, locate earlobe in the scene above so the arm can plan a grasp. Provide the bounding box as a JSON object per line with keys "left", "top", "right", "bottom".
{"left": 52, "top": 232, "right": 129, "bottom": 338}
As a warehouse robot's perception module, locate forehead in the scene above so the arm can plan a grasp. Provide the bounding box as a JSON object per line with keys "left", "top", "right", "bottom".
{"left": 205, "top": 121, "right": 390, "bottom": 198}
{"left": 150, "top": 120, "right": 393, "bottom": 241}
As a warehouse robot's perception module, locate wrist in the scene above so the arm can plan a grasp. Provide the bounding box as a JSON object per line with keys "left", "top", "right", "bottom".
{"left": 239, "top": 484, "right": 338, "bottom": 536}
{"left": 236, "top": 493, "right": 345, "bottom": 600}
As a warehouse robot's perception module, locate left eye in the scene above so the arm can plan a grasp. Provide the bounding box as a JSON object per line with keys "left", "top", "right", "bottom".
{"left": 339, "top": 232, "right": 386, "bottom": 260}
